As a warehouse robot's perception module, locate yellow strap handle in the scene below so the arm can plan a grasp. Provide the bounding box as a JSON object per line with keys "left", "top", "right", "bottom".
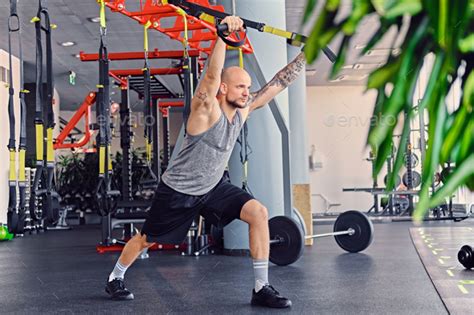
{"left": 238, "top": 48, "right": 244, "bottom": 68}
{"left": 35, "top": 124, "right": 44, "bottom": 161}
{"left": 144, "top": 20, "right": 152, "bottom": 52}
{"left": 46, "top": 128, "right": 54, "bottom": 163}
{"left": 198, "top": 12, "right": 216, "bottom": 25}
{"left": 18, "top": 149, "right": 26, "bottom": 182}
{"left": 29, "top": 16, "right": 56, "bottom": 29}
{"left": 9, "top": 150, "right": 16, "bottom": 182}
{"left": 175, "top": 8, "right": 189, "bottom": 58}
{"left": 146, "top": 142, "right": 152, "bottom": 162}
{"left": 98, "top": 0, "right": 106, "bottom": 29}
{"left": 99, "top": 146, "right": 106, "bottom": 174}
{"left": 262, "top": 25, "right": 293, "bottom": 39}
{"left": 108, "top": 145, "right": 113, "bottom": 171}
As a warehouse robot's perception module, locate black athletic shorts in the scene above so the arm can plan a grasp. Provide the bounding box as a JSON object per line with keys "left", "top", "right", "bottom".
{"left": 141, "top": 172, "right": 254, "bottom": 244}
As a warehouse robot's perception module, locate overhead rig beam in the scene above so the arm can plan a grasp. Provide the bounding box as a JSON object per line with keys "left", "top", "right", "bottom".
{"left": 79, "top": 49, "right": 200, "bottom": 61}
{"left": 109, "top": 68, "right": 182, "bottom": 77}
{"left": 103, "top": 0, "right": 254, "bottom": 55}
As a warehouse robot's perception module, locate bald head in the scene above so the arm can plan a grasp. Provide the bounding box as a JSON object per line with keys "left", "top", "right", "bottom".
{"left": 218, "top": 66, "right": 252, "bottom": 109}
{"left": 221, "top": 66, "right": 251, "bottom": 84}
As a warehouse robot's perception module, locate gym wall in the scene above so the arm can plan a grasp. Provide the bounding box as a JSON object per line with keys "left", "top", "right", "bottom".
{"left": 0, "top": 49, "right": 20, "bottom": 225}
{"left": 306, "top": 86, "right": 378, "bottom": 214}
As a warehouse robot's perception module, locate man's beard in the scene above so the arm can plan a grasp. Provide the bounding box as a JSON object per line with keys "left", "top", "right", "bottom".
{"left": 227, "top": 96, "right": 248, "bottom": 109}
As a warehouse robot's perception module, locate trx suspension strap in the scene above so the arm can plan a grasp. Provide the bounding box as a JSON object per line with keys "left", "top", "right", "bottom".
{"left": 235, "top": 53, "right": 253, "bottom": 195}
{"left": 142, "top": 21, "right": 158, "bottom": 187}
{"left": 6, "top": 0, "right": 28, "bottom": 234}
{"left": 175, "top": 7, "right": 193, "bottom": 129}
{"left": 30, "top": 0, "right": 57, "bottom": 225}
{"left": 95, "top": 0, "right": 119, "bottom": 216}
{"left": 167, "top": 0, "right": 336, "bottom": 62}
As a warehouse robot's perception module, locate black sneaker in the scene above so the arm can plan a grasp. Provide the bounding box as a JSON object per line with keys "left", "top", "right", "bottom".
{"left": 105, "top": 278, "right": 134, "bottom": 300}
{"left": 251, "top": 284, "right": 292, "bottom": 308}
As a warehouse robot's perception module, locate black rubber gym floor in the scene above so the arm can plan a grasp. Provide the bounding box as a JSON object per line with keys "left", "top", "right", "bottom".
{"left": 1, "top": 219, "right": 472, "bottom": 314}
{"left": 410, "top": 225, "right": 474, "bottom": 314}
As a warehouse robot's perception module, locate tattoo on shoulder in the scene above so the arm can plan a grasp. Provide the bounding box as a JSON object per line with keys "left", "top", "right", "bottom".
{"left": 270, "top": 52, "right": 306, "bottom": 88}
{"left": 196, "top": 91, "right": 207, "bottom": 101}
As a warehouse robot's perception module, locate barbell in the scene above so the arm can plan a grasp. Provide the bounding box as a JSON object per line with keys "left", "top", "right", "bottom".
{"left": 268, "top": 210, "right": 374, "bottom": 266}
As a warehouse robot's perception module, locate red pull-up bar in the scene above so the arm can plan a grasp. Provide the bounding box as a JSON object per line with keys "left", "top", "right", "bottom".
{"left": 79, "top": 49, "right": 200, "bottom": 62}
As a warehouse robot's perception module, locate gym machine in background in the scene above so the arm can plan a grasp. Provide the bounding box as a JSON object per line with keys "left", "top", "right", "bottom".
{"left": 343, "top": 104, "right": 469, "bottom": 222}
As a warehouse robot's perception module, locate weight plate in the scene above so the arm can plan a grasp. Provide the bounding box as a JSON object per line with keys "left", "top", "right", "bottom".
{"left": 333, "top": 210, "right": 373, "bottom": 253}
{"left": 458, "top": 245, "right": 474, "bottom": 269}
{"left": 384, "top": 174, "right": 401, "bottom": 187}
{"left": 404, "top": 153, "right": 419, "bottom": 168}
{"left": 269, "top": 216, "right": 304, "bottom": 266}
{"left": 402, "top": 171, "right": 421, "bottom": 188}
{"left": 292, "top": 207, "right": 307, "bottom": 236}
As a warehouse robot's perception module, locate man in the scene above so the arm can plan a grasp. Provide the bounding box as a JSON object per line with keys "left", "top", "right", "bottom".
{"left": 105, "top": 16, "right": 306, "bottom": 308}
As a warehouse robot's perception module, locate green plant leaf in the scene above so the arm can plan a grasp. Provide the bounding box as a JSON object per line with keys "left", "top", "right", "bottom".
{"left": 361, "top": 17, "right": 402, "bottom": 56}
{"left": 385, "top": 0, "right": 422, "bottom": 19}
{"left": 367, "top": 56, "right": 402, "bottom": 89}
{"left": 371, "top": 0, "right": 397, "bottom": 16}
{"left": 368, "top": 16, "right": 428, "bottom": 148}
{"left": 373, "top": 132, "right": 395, "bottom": 175}
{"left": 326, "top": 0, "right": 341, "bottom": 11}
{"left": 459, "top": 34, "right": 474, "bottom": 53}
{"left": 317, "top": 26, "right": 339, "bottom": 48}
{"left": 330, "top": 35, "right": 351, "bottom": 79}
{"left": 386, "top": 115, "right": 410, "bottom": 189}
{"left": 342, "top": 0, "right": 371, "bottom": 35}
{"left": 417, "top": 52, "right": 445, "bottom": 113}
{"left": 455, "top": 117, "right": 474, "bottom": 166}
{"left": 440, "top": 106, "right": 468, "bottom": 163}
{"left": 305, "top": 6, "right": 330, "bottom": 63}
{"left": 438, "top": 0, "right": 448, "bottom": 48}
{"left": 302, "top": 0, "right": 317, "bottom": 25}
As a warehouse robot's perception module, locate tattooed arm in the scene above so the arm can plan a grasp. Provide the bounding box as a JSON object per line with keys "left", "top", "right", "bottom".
{"left": 247, "top": 52, "right": 306, "bottom": 112}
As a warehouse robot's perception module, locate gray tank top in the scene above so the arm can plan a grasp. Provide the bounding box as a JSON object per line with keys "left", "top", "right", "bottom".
{"left": 161, "top": 110, "right": 244, "bottom": 195}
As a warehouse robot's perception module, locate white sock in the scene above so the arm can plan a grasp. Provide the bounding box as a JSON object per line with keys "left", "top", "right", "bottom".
{"left": 108, "top": 260, "right": 129, "bottom": 282}
{"left": 253, "top": 259, "right": 269, "bottom": 292}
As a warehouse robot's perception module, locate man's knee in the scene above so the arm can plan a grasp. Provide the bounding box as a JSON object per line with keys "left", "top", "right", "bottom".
{"left": 241, "top": 200, "right": 269, "bottom": 224}
{"left": 132, "top": 233, "right": 154, "bottom": 250}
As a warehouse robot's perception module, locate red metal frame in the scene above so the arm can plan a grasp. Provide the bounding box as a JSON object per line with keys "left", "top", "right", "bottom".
{"left": 54, "top": 92, "right": 96, "bottom": 150}
{"left": 97, "top": 242, "right": 186, "bottom": 253}
{"left": 104, "top": 0, "right": 254, "bottom": 55}
{"left": 109, "top": 67, "right": 182, "bottom": 77}
{"left": 158, "top": 100, "right": 184, "bottom": 107}
{"left": 79, "top": 49, "right": 200, "bottom": 61}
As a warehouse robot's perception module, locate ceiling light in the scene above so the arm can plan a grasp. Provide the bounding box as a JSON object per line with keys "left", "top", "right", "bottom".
{"left": 365, "top": 48, "right": 401, "bottom": 57}
{"left": 342, "top": 63, "right": 382, "bottom": 70}
{"left": 60, "top": 41, "right": 76, "bottom": 47}
{"left": 329, "top": 74, "right": 368, "bottom": 82}
{"left": 88, "top": 17, "right": 101, "bottom": 23}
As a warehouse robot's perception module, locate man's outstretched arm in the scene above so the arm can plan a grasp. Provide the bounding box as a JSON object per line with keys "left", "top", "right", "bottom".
{"left": 247, "top": 52, "right": 306, "bottom": 112}
{"left": 192, "top": 17, "right": 244, "bottom": 111}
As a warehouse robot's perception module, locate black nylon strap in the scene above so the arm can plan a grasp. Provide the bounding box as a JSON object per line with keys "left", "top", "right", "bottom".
{"left": 143, "top": 66, "right": 151, "bottom": 149}
{"left": 168, "top": 0, "right": 336, "bottom": 62}
{"left": 182, "top": 57, "right": 192, "bottom": 130}
{"left": 168, "top": 0, "right": 265, "bottom": 30}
